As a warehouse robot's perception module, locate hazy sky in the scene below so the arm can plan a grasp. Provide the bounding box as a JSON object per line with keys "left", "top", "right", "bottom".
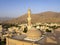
{"left": 0, "top": 0, "right": 60, "bottom": 17}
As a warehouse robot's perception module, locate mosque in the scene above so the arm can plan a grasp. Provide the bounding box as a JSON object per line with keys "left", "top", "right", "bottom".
{"left": 6, "top": 9, "right": 46, "bottom": 45}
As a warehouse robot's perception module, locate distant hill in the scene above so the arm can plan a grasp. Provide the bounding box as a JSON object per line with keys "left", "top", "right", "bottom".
{"left": 0, "top": 17, "right": 13, "bottom": 23}
{"left": 1, "top": 11, "right": 60, "bottom": 24}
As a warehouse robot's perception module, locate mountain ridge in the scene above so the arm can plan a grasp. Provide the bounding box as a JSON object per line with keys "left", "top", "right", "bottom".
{"left": 0, "top": 11, "right": 60, "bottom": 24}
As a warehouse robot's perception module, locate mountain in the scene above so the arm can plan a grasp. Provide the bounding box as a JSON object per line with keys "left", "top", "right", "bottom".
{"left": 1, "top": 11, "right": 60, "bottom": 24}
{"left": 0, "top": 17, "right": 13, "bottom": 23}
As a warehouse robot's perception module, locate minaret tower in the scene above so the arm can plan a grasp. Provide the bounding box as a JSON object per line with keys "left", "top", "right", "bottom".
{"left": 27, "top": 9, "right": 31, "bottom": 30}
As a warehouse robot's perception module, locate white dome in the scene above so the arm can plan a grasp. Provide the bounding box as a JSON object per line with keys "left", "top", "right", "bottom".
{"left": 25, "top": 27, "right": 42, "bottom": 41}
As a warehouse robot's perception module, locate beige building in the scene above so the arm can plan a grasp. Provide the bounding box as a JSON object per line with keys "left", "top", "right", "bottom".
{"left": 6, "top": 37, "right": 39, "bottom": 45}
{"left": 6, "top": 28, "right": 46, "bottom": 45}
{"left": 0, "top": 25, "right": 2, "bottom": 32}
{"left": 8, "top": 26, "right": 18, "bottom": 32}
{"left": 6, "top": 9, "right": 46, "bottom": 45}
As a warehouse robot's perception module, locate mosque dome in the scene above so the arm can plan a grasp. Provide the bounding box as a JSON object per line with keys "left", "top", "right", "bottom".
{"left": 24, "top": 27, "right": 42, "bottom": 41}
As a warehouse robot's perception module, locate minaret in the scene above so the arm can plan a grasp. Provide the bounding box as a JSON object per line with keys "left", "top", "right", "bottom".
{"left": 27, "top": 9, "right": 31, "bottom": 30}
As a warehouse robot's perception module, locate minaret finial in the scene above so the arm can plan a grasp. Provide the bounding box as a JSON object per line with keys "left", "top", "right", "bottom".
{"left": 28, "top": 8, "right": 31, "bottom": 17}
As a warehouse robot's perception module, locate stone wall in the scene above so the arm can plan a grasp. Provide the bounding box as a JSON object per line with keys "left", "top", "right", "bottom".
{"left": 6, "top": 37, "right": 39, "bottom": 45}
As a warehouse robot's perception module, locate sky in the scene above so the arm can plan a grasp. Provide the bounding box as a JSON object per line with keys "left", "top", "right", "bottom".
{"left": 0, "top": 0, "right": 60, "bottom": 17}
